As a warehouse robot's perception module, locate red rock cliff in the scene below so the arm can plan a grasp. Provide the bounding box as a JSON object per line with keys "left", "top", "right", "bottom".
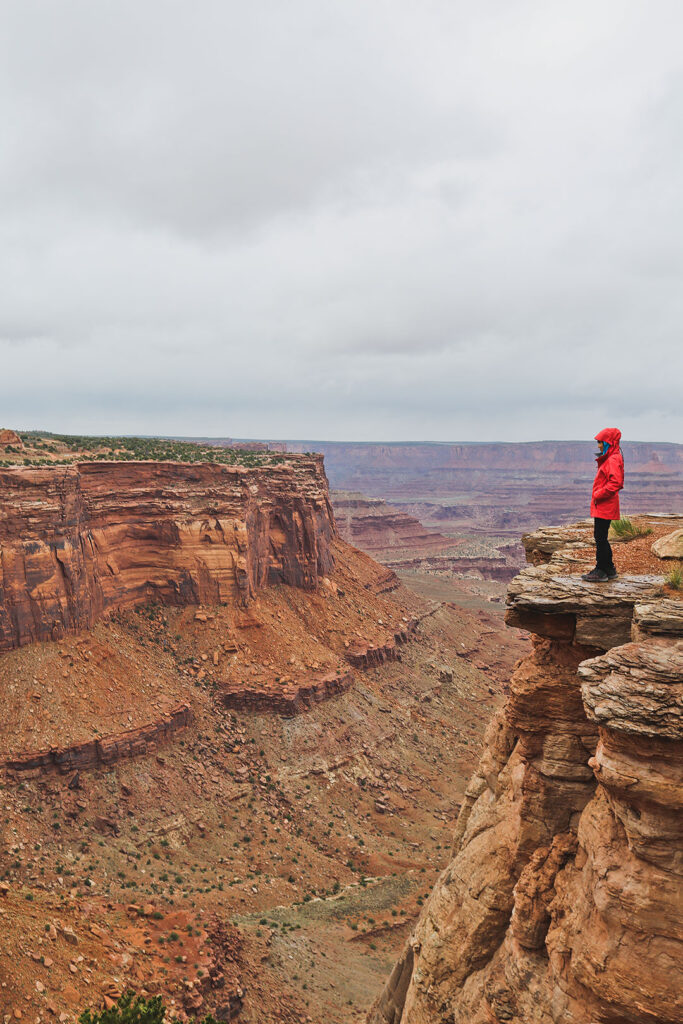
{"left": 0, "top": 456, "right": 335, "bottom": 653}
{"left": 370, "top": 516, "right": 682, "bottom": 1024}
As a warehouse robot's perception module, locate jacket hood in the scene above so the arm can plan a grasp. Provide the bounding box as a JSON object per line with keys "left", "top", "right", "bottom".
{"left": 594, "top": 427, "right": 621, "bottom": 448}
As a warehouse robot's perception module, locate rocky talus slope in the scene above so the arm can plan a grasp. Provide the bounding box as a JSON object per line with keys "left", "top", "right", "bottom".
{"left": 0, "top": 456, "right": 334, "bottom": 652}
{"left": 370, "top": 517, "right": 682, "bottom": 1024}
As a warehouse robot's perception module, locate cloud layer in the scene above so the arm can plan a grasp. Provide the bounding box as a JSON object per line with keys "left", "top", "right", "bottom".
{"left": 2, "top": 0, "right": 681, "bottom": 441}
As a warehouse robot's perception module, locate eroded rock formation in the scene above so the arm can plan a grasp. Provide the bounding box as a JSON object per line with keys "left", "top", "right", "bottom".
{"left": 0, "top": 457, "right": 335, "bottom": 652}
{"left": 370, "top": 521, "right": 682, "bottom": 1024}
{"left": 222, "top": 669, "right": 356, "bottom": 716}
{"left": 4, "top": 702, "right": 192, "bottom": 775}
{"left": 333, "top": 492, "right": 453, "bottom": 554}
{"left": 0, "top": 429, "right": 22, "bottom": 448}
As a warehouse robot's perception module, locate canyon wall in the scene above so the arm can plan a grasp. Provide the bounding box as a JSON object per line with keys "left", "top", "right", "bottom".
{"left": 333, "top": 492, "right": 453, "bottom": 554}
{"left": 331, "top": 492, "right": 522, "bottom": 581}
{"left": 0, "top": 456, "right": 335, "bottom": 653}
{"left": 370, "top": 519, "right": 682, "bottom": 1024}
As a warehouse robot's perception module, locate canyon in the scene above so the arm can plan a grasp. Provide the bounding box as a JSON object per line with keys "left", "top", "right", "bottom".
{"left": 370, "top": 514, "right": 682, "bottom": 1024}
{"left": 332, "top": 493, "right": 522, "bottom": 583}
{"left": 286, "top": 440, "right": 683, "bottom": 535}
{"left": 1, "top": 434, "right": 680, "bottom": 1024}
{"left": 0, "top": 437, "right": 528, "bottom": 1023}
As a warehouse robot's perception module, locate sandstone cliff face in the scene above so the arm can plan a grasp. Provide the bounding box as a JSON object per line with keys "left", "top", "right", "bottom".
{"left": 333, "top": 492, "right": 452, "bottom": 554}
{"left": 370, "top": 520, "right": 682, "bottom": 1024}
{"left": 0, "top": 456, "right": 335, "bottom": 653}
{"left": 0, "top": 429, "right": 22, "bottom": 448}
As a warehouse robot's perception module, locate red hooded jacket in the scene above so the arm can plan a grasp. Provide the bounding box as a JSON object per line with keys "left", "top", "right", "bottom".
{"left": 590, "top": 427, "right": 624, "bottom": 520}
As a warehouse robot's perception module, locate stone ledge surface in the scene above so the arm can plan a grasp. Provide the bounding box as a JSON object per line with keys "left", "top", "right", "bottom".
{"left": 506, "top": 565, "right": 664, "bottom": 649}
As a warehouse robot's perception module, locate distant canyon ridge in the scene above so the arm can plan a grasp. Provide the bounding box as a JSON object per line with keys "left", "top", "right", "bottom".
{"left": 281, "top": 440, "right": 683, "bottom": 534}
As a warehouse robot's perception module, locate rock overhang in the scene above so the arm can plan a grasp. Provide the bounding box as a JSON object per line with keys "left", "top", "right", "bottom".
{"left": 506, "top": 563, "right": 665, "bottom": 650}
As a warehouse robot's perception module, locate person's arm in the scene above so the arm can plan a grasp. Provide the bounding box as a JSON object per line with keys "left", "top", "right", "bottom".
{"left": 594, "top": 461, "right": 624, "bottom": 500}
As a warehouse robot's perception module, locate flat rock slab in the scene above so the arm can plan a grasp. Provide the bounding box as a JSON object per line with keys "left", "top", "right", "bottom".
{"left": 507, "top": 567, "right": 664, "bottom": 614}
{"left": 506, "top": 567, "right": 665, "bottom": 649}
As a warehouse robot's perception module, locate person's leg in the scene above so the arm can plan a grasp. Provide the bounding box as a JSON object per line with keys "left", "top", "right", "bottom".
{"left": 594, "top": 518, "right": 613, "bottom": 572}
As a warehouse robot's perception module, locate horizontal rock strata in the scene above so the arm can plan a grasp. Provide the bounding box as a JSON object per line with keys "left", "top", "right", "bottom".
{"left": 221, "top": 620, "right": 420, "bottom": 716}
{"left": 0, "top": 457, "right": 335, "bottom": 653}
{"left": 346, "top": 620, "right": 418, "bottom": 669}
{"left": 370, "top": 520, "right": 681, "bottom": 1024}
{"left": 506, "top": 565, "right": 663, "bottom": 649}
{"left": 222, "top": 670, "right": 355, "bottom": 716}
{"left": 4, "top": 702, "right": 192, "bottom": 775}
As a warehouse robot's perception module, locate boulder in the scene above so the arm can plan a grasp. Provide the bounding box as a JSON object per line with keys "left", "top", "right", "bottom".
{"left": 652, "top": 528, "right": 683, "bottom": 559}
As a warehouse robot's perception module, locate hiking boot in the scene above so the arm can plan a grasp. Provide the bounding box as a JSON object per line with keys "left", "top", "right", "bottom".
{"left": 605, "top": 566, "right": 618, "bottom": 579}
{"left": 581, "top": 568, "right": 608, "bottom": 582}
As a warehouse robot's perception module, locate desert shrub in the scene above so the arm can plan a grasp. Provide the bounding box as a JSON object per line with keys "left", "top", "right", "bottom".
{"left": 79, "top": 992, "right": 217, "bottom": 1024}
{"left": 666, "top": 564, "right": 682, "bottom": 590}
{"left": 610, "top": 518, "right": 652, "bottom": 541}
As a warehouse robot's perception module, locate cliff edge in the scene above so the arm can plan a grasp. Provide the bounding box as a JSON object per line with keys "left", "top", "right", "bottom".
{"left": 370, "top": 515, "right": 682, "bottom": 1024}
{"left": 0, "top": 455, "right": 335, "bottom": 652}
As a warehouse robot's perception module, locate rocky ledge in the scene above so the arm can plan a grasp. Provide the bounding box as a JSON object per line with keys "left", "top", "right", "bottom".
{"left": 0, "top": 456, "right": 335, "bottom": 653}
{"left": 370, "top": 518, "right": 682, "bottom": 1024}
{"left": 222, "top": 669, "right": 355, "bottom": 716}
{"left": 220, "top": 619, "right": 420, "bottom": 716}
{"left": 4, "top": 702, "right": 192, "bottom": 776}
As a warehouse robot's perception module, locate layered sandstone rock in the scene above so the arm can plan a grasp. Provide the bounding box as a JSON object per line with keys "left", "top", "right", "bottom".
{"left": 0, "top": 429, "right": 22, "bottom": 448}
{"left": 370, "top": 522, "right": 682, "bottom": 1024}
{"left": 4, "top": 702, "right": 192, "bottom": 775}
{"left": 0, "top": 457, "right": 335, "bottom": 653}
{"left": 222, "top": 670, "right": 355, "bottom": 716}
{"left": 333, "top": 492, "right": 452, "bottom": 555}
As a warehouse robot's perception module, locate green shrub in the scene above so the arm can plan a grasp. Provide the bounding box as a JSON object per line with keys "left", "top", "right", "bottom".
{"left": 79, "top": 992, "right": 217, "bottom": 1024}
{"left": 666, "top": 565, "right": 682, "bottom": 590}
{"left": 610, "top": 518, "right": 652, "bottom": 541}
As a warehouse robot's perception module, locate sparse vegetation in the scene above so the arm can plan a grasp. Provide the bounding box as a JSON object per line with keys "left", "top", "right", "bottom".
{"left": 610, "top": 517, "right": 653, "bottom": 541}
{"left": 666, "top": 564, "right": 682, "bottom": 590}
{"left": 1, "top": 430, "right": 295, "bottom": 469}
{"left": 79, "top": 992, "right": 217, "bottom": 1024}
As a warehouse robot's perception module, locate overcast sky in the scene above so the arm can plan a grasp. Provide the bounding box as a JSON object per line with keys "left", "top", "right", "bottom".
{"left": 1, "top": 1, "right": 682, "bottom": 442}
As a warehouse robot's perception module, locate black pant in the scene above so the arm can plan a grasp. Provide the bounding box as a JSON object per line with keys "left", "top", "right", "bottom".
{"left": 593, "top": 517, "right": 614, "bottom": 572}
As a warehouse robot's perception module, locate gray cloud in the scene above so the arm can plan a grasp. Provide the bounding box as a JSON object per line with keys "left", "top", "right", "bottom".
{"left": 1, "top": 0, "right": 682, "bottom": 442}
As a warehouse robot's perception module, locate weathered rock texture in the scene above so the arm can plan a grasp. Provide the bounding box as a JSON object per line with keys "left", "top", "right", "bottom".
{"left": 0, "top": 457, "right": 335, "bottom": 653}
{"left": 369, "top": 521, "right": 682, "bottom": 1024}
{"left": 220, "top": 619, "right": 420, "bottom": 716}
{"left": 4, "top": 702, "right": 192, "bottom": 775}
{"left": 346, "top": 620, "right": 418, "bottom": 669}
{"left": 222, "top": 670, "right": 355, "bottom": 716}
{"left": 652, "top": 527, "right": 683, "bottom": 559}
{"left": 0, "top": 429, "right": 22, "bottom": 448}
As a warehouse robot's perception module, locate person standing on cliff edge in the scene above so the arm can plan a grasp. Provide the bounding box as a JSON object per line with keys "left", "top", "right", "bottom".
{"left": 582, "top": 427, "right": 624, "bottom": 582}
